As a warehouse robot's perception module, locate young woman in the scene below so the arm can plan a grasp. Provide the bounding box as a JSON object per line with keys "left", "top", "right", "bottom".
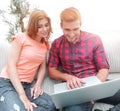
{"left": 0, "top": 9, "right": 56, "bottom": 111}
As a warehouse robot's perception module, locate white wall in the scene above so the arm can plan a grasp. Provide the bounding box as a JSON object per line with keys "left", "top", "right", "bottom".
{"left": 0, "top": 0, "right": 10, "bottom": 40}
{"left": 0, "top": 0, "right": 120, "bottom": 40}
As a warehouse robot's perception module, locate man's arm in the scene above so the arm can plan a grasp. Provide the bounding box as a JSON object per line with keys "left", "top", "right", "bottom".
{"left": 48, "top": 67, "right": 85, "bottom": 89}
{"left": 48, "top": 67, "right": 67, "bottom": 81}
{"left": 93, "top": 37, "right": 109, "bottom": 82}
{"left": 96, "top": 68, "right": 109, "bottom": 82}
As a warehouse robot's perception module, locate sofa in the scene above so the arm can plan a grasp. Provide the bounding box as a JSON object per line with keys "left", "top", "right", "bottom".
{"left": 0, "top": 34, "right": 120, "bottom": 110}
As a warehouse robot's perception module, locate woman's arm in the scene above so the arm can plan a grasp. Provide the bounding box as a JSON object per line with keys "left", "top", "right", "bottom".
{"left": 7, "top": 40, "right": 36, "bottom": 111}
{"left": 36, "top": 59, "right": 46, "bottom": 87}
{"left": 31, "top": 58, "right": 46, "bottom": 99}
{"left": 7, "top": 40, "right": 25, "bottom": 96}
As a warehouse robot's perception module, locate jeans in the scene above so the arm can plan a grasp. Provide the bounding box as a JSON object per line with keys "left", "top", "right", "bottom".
{"left": 97, "top": 89, "right": 120, "bottom": 111}
{"left": 97, "top": 89, "right": 120, "bottom": 105}
{"left": 0, "top": 78, "right": 56, "bottom": 111}
{"left": 62, "top": 102, "right": 94, "bottom": 111}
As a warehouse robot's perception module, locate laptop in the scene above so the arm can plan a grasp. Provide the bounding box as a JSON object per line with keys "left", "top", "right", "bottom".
{"left": 53, "top": 76, "right": 101, "bottom": 93}
{"left": 50, "top": 76, "right": 120, "bottom": 108}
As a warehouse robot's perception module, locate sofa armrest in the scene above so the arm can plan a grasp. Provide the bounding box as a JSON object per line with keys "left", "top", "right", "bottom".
{"left": 0, "top": 40, "right": 10, "bottom": 72}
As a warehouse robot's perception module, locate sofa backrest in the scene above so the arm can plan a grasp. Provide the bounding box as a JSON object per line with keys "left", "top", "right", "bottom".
{"left": 0, "top": 36, "right": 120, "bottom": 74}
{"left": 0, "top": 41, "right": 10, "bottom": 72}
{"left": 101, "top": 37, "right": 120, "bottom": 73}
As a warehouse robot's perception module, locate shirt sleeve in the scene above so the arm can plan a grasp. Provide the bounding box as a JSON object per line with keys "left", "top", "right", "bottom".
{"left": 93, "top": 37, "right": 110, "bottom": 70}
{"left": 48, "top": 40, "right": 60, "bottom": 68}
{"left": 12, "top": 33, "right": 25, "bottom": 46}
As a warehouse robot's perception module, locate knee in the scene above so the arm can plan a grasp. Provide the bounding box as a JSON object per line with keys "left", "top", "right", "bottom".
{"left": 37, "top": 94, "right": 56, "bottom": 111}
{"left": 46, "top": 98, "right": 56, "bottom": 111}
{"left": 0, "top": 102, "right": 26, "bottom": 111}
{"left": 13, "top": 103, "right": 26, "bottom": 111}
{"left": 0, "top": 95, "right": 26, "bottom": 111}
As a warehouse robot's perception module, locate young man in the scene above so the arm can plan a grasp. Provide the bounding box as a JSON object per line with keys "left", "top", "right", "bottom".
{"left": 48, "top": 7, "right": 120, "bottom": 111}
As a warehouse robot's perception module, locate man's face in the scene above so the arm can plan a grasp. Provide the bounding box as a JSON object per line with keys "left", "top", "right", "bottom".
{"left": 61, "top": 20, "right": 81, "bottom": 43}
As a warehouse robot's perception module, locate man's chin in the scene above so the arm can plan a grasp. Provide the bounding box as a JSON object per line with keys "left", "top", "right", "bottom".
{"left": 67, "top": 39, "right": 74, "bottom": 43}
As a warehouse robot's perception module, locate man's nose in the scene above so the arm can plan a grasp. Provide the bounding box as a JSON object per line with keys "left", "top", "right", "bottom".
{"left": 69, "top": 31, "right": 75, "bottom": 38}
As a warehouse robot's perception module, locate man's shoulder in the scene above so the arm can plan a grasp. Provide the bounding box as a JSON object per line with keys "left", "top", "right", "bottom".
{"left": 81, "top": 31, "right": 101, "bottom": 41}
{"left": 82, "top": 31, "right": 99, "bottom": 37}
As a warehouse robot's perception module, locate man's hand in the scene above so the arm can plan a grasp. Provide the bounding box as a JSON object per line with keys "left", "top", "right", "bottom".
{"left": 65, "top": 75, "right": 85, "bottom": 89}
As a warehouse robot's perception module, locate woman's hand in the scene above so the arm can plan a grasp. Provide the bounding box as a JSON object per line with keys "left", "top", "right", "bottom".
{"left": 31, "top": 84, "right": 43, "bottom": 99}
{"left": 20, "top": 94, "right": 37, "bottom": 111}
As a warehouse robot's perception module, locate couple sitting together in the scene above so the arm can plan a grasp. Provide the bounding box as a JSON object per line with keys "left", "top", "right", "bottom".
{"left": 0, "top": 6, "right": 120, "bottom": 111}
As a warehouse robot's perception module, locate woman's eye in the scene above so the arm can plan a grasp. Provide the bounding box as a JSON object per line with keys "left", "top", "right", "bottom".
{"left": 38, "top": 26, "right": 42, "bottom": 28}
{"left": 45, "top": 24, "right": 49, "bottom": 27}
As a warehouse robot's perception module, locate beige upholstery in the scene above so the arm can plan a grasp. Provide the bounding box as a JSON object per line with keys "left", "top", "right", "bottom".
{"left": 0, "top": 40, "right": 10, "bottom": 72}
{"left": 102, "top": 38, "right": 120, "bottom": 74}
{"left": 0, "top": 37, "right": 120, "bottom": 110}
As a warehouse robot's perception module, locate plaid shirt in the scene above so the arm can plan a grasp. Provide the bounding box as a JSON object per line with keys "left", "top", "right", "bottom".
{"left": 48, "top": 31, "right": 109, "bottom": 78}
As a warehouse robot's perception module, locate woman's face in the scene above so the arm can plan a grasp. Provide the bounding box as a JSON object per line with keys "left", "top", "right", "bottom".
{"left": 36, "top": 18, "right": 50, "bottom": 41}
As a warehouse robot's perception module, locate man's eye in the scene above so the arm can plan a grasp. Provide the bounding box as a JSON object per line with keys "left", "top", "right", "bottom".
{"left": 65, "top": 29, "right": 70, "bottom": 31}
{"left": 74, "top": 28, "right": 79, "bottom": 31}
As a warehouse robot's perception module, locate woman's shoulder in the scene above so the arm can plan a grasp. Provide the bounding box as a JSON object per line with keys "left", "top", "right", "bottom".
{"left": 12, "top": 32, "right": 26, "bottom": 40}
{"left": 12, "top": 32, "right": 27, "bottom": 45}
